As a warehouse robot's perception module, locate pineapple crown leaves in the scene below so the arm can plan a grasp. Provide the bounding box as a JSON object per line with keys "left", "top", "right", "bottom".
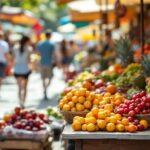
{"left": 115, "top": 36, "right": 134, "bottom": 67}
{"left": 142, "top": 54, "right": 150, "bottom": 77}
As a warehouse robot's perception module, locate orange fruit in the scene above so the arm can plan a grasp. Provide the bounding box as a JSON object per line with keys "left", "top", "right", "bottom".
{"left": 74, "top": 91, "right": 80, "bottom": 97}
{"left": 95, "top": 94, "right": 103, "bottom": 100}
{"left": 127, "top": 124, "right": 137, "bottom": 132}
{"left": 104, "top": 92, "right": 111, "bottom": 97}
{"left": 115, "top": 114, "right": 122, "bottom": 121}
{"left": 76, "top": 103, "right": 85, "bottom": 111}
{"left": 84, "top": 101, "right": 92, "bottom": 109}
{"left": 77, "top": 117, "right": 85, "bottom": 125}
{"left": 72, "top": 120, "right": 82, "bottom": 131}
{"left": 121, "top": 118, "right": 129, "bottom": 126}
{"left": 79, "top": 88, "right": 86, "bottom": 96}
{"left": 63, "top": 104, "right": 70, "bottom": 111}
{"left": 109, "top": 116, "right": 117, "bottom": 124}
{"left": 104, "top": 104, "right": 113, "bottom": 112}
{"left": 106, "top": 84, "right": 117, "bottom": 94}
{"left": 85, "top": 117, "right": 97, "bottom": 124}
{"left": 91, "top": 107, "right": 99, "bottom": 116}
{"left": 73, "top": 116, "right": 80, "bottom": 121}
{"left": 68, "top": 101, "right": 75, "bottom": 108}
{"left": 72, "top": 96, "right": 78, "bottom": 103}
{"left": 59, "top": 102, "right": 64, "bottom": 109}
{"left": 93, "top": 99, "right": 99, "bottom": 105}
{"left": 82, "top": 124, "right": 87, "bottom": 131}
{"left": 140, "top": 120, "right": 148, "bottom": 129}
{"left": 87, "top": 123, "right": 96, "bottom": 132}
{"left": 85, "top": 91, "right": 90, "bottom": 97}
{"left": 97, "top": 119, "right": 107, "bottom": 129}
{"left": 62, "top": 98, "right": 68, "bottom": 104}
{"left": 98, "top": 111, "right": 107, "bottom": 119}
{"left": 89, "top": 92, "right": 95, "bottom": 99}
{"left": 95, "top": 125, "right": 99, "bottom": 131}
{"left": 82, "top": 81, "right": 92, "bottom": 90}
{"left": 114, "top": 99, "right": 122, "bottom": 106}
{"left": 106, "top": 123, "right": 116, "bottom": 132}
{"left": 86, "top": 95, "right": 93, "bottom": 101}
{"left": 78, "top": 96, "right": 86, "bottom": 103}
{"left": 66, "top": 93, "right": 73, "bottom": 100}
{"left": 99, "top": 101, "right": 107, "bottom": 106}
{"left": 71, "top": 107, "right": 76, "bottom": 112}
{"left": 103, "top": 97, "right": 111, "bottom": 103}
{"left": 116, "top": 124, "right": 125, "bottom": 132}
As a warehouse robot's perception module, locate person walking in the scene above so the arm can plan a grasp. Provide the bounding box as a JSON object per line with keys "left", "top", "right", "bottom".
{"left": 13, "top": 36, "right": 32, "bottom": 108}
{"left": 37, "top": 30, "right": 55, "bottom": 100}
{"left": 0, "top": 31, "right": 9, "bottom": 92}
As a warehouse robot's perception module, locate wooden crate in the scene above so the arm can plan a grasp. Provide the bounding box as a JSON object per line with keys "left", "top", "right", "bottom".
{"left": 0, "top": 137, "right": 53, "bottom": 150}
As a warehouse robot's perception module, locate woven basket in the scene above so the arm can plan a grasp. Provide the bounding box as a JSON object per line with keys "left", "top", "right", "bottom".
{"left": 135, "top": 114, "right": 150, "bottom": 126}
{"left": 60, "top": 110, "right": 88, "bottom": 124}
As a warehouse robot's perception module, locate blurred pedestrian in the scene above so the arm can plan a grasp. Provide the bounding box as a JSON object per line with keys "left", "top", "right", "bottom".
{"left": 13, "top": 36, "right": 32, "bottom": 108}
{"left": 60, "top": 39, "right": 72, "bottom": 77}
{"left": 0, "top": 31, "right": 9, "bottom": 92}
{"left": 37, "top": 30, "right": 55, "bottom": 100}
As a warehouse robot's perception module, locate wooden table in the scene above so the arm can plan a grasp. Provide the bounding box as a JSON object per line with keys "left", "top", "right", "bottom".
{"left": 62, "top": 125, "right": 150, "bottom": 150}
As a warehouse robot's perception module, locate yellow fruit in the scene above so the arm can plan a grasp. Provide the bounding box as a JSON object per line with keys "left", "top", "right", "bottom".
{"left": 74, "top": 91, "right": 80, "bottom": 97}
{"left": 72, "top": 120, "right": 82, "bottom": 131}
{"left": 115, "top": 114, "right": 122, "bottom": 121}
{"left": 86, "top": 96, "right": 93, "bottom": 101}
{"left": 68, "top": 101, "right": 75, "bottom": 108}
{"left": 93, "top": 99, "right": 99, "bottom": 105}
{"left": 86, "top": 112, "right": 93, "bottom": 118}
{"left": 99, "top": 101, "right": 107, "bottom": 106}
{"left": 62, "top": 98, "right": 68, "bottom": 104}
{"left": 109, "top": 116, "right": 117, "bottom": 124}
{"left": 85, "top": 117, "right": 97, "bottom": 124}
{"left": 63, "top": 104, "right": 70, "bottom": 111}
{"left": 87, "top": 123, "right": 96, "bottom": 132}
{"left": 127, "top": 124, "right": 137, "bottom": 132}
{"left": 71, "top": 107, "right": 76, "bottom": 112}
{"left": 66, "top": 93, "right": 73, "bottom": 100}
{"left": 104, "top": 104, "right": 113, "bottom": 112}
{"left": 98, "top": 111, "right": 107, "bottom": 119}
{"left": 95, "top": 94, "right": 103, "bottom": 100}
{"left": 104, "top": 110, "right": 111, "bottom": 116}
{"left": 82, "top": 124, "right": 87, "bottom": 131}
{"left": 73, "top": 116, "right": 80, "bottom": 122}
{"left": 59, "top": 102, "right": 64, "bottom": 109}
{"left": 140, "top": 120, "right": 148, "bottom": 129}
{"left": 79, "top": 88, "right": 86, "bottom": 96}
{"left": 72, "top": 96, "right": 78, "bottom": 103}
{"left": 76, "top": 103, "right": 85, "bottom": 111}
{"left": 84, "top": 101, "right": 92, "bottom": 109}
{"left": 97, "top": 119, "right": 106, "bottom": 129}
{"left": 103, "top": 97, "right": 111, "bottom": 103}
{"left": 77, "top": 117, "right": 85, "bottom": 125}
{"left": 95, "top": 125, "right": 99, "bottom": 131}
{"left": 104, "top": 92, "right": 111, "bottom": 97}
{"left": 106, "top": 123, "right": 115, "bottom": 132}
{"left": 116, "top": 124, "right": 125, "bottom": 132}
{"left": 84, "top": 109, "right": 89, "bottom": 112}
{"left": 78, "top": 96, "right": 86, "bottom": 103}
{"left": 121, "top": 119, "right": 129, "bottom": 126}
{"left": 85, "top": 91, "right": 90, "bottom": 97}
{"left": 91, "top": 107, "right": 99, "bottom": 116}
{"left": 89, "top": 92, "right": 95, "bottom": 99}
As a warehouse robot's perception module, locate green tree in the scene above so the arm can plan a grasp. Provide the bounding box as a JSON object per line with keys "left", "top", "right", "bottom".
{"left": 1, "top": 0, "right": 67, "bottom": 30}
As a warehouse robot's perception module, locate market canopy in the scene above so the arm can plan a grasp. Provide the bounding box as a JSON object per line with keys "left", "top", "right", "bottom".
{"left": 0, "top": 6, "right": 39, "bottom": 26}
{"left": 96, "top": 0, "right": 150, "bottom": 5}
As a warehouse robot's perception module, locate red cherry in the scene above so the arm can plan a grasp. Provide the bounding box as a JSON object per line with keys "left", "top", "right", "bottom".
{"left": 128, "top": 110, "right": 135, "bottom": 117}
{"left": 142, "top": 110, "right": 147, "bottom": 114}
{"left": 135, "top": 98, "right": 141, "bottom": 104}
{"left": 116, "top": 108, "right": 124, "bottom": 114}
{"left": 137, "top": 124, "right": 145, "bottom": 131}
{"left": 140, "top": 91, "right": 146, "bottom": 97}
{"left": 38, "top": 114, "right": 45, "bottom": 119}
{"left": 128, "top": 116, "right": 134, "bottom": 122}
{"left": 124, "top": 108, "right": 129, "bottom": 114}
{"left": 15, "top": 107, "right": 21, "bottom": 115}
{"left": 32, "top": 127, "right": 39, "bottom": 131}
{"left": 94, "top": 80, "right": 105, "bottom": 88}
{"left": 34, "top": 121, "right": 41, "bottom": 127}
{"left": 133, "top": 119, "right": 139, "bottom": 125}
{"left": 134, "top": 107, "right": 140, "bottom": 114}
{"left": 129, "top": 106, "right": 134, "bottom": 111}
{"left": 145, "top": 103, "right": 150, "bottom": 108}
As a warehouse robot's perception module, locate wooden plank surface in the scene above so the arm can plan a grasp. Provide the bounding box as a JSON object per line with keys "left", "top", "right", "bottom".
{"left": 62, "top": 125, "right": 150, "bottom": 140}
{"left": 83, "top": 139, "right": 150, "bottom": 150}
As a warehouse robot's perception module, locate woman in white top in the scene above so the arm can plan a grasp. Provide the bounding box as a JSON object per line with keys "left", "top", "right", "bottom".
{"left": 13, "top": 36, "right": 32, "bottom": 108}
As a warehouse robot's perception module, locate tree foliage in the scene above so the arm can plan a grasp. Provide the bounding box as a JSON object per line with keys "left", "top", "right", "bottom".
{"left": 1, "top": 0, "right": 67, "bottom": 30}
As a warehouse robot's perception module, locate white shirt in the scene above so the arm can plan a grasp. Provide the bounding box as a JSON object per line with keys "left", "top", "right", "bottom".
{"left": 13, "top": 45, "right": 32, "bottom": 74}
{"left": 0, "top": 40, "right": 9, "bottom": 63}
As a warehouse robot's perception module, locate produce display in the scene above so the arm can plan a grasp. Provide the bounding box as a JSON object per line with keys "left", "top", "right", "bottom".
{"left": 59, "top": 61, "right": 150, "bottom": 133}
{"left": 1, "top": 107, "right": 50, "bottom": 140}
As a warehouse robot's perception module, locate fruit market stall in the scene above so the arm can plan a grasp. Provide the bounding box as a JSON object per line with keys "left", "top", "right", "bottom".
{"left": 0, "top": 107, "right": 53, "bottom": 150}
{"left": 62, "top": 125, "right": 150, "bottom": 150}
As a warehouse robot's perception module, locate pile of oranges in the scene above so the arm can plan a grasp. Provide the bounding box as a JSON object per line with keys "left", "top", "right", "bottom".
{"left": 72, "top": 107, "right": 148, "bottom": 132}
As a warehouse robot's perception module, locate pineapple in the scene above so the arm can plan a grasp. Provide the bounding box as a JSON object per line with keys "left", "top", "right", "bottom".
{"left": 115, "top": 36, "right": 134, "bottom": 67}
{"left": 142, "top": 54, "right": 150, "bottom": 78}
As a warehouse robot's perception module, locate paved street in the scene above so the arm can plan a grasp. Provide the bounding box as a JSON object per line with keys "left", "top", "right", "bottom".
{"left": 0, "top": 67, "right": 66, "bottom": 117}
